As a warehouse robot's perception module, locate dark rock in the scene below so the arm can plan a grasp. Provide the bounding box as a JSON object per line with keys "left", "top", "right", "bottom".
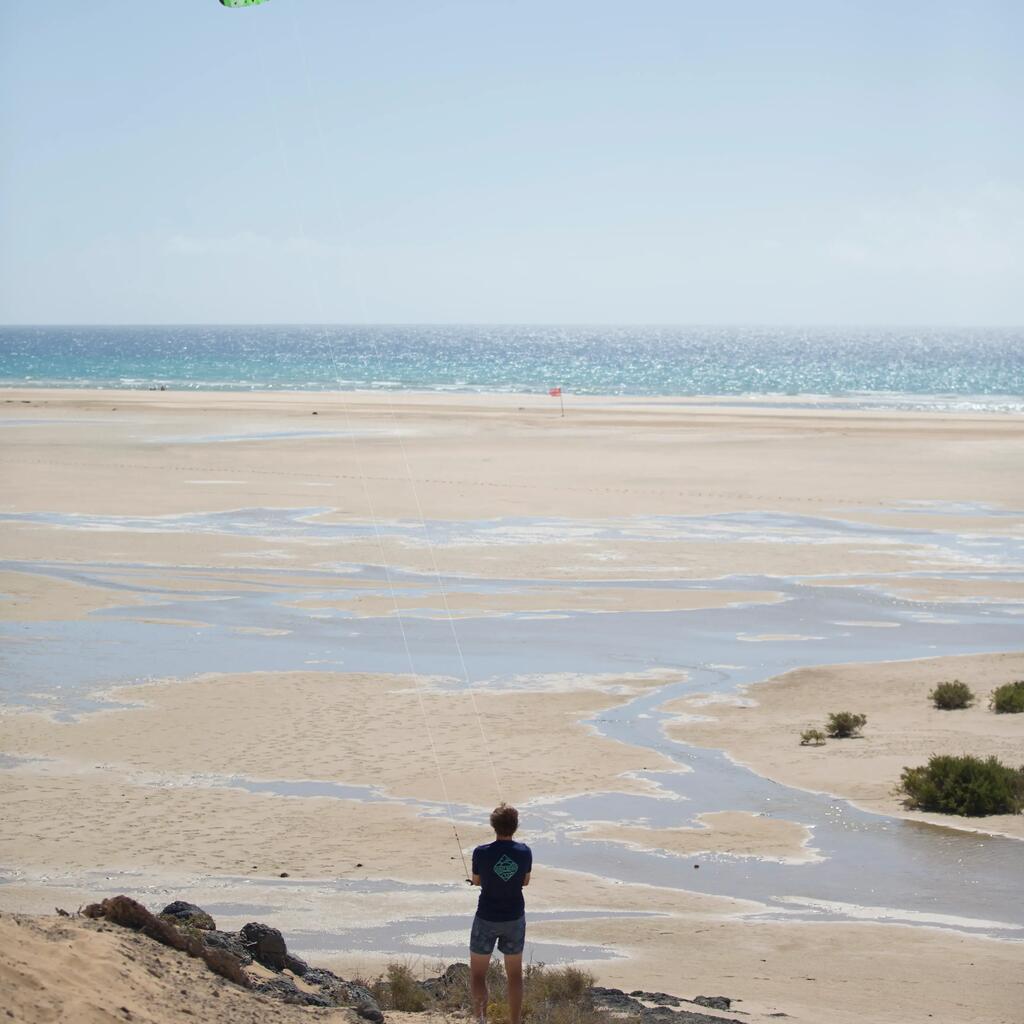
{"left": 301, "top": 968, "right": 350, "bottom": 1007}
{"left": 342, "top": 983, "right": 384, "bottom": 1022}
{"left": 646, "top": 992, "right": 683, "bottom": 1006}
{"left": 283, "top": 952, "right": 309, "bottom": 976}
{"left": 439, "top": 963, "right": 471, "bottom": 987}
{"left": 693, "top": 995, "right": 731, "bottom": 1011}
{"left": 240, "top": 921, "right": 288, "bottom": 970}
{"left": 592, "top": 988, "right": 743, "bottom": 1024}
{"left": 344, "top": 983, "right": 378, "bottom": 1008}
{"left": 420, "top": 962, "right": 470, "bottom": 1000}
{"left": 652, "top": 1011, "right": 743, "bottom": 1024}
{"left": 592, "top": 988, "right": 645, "bottom": 1012}
{"left": 257, "top": 977, "right": 302, "bottom": 1004}
{"left": 303, "top": 967, "right": 341, "bottom": 987}
{"left": 257, "top": 976, "right": 331, "bottom": 1008}
{"left": 673, "top": 1014, "right": 743, "bottom": 1024}
{"left": 258, "top": 976, "right": 298, "bottom": 996}
{"left": 160, "top": 901, "right": 216, "bottom": 931}
{"left": 202, "top": 930, "right": 254, "bottom": 966}
{"left": 677, "top": 1014, "right": 743, "bottom": 1024}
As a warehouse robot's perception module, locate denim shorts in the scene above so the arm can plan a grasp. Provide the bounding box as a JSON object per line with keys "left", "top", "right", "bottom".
{"left": 470, "top": 914, "right": 526, "bottom": 955}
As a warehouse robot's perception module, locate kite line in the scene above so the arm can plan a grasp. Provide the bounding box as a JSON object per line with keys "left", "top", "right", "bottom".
{"left": 238, "top": 2, "right": 504, "bottom": 879}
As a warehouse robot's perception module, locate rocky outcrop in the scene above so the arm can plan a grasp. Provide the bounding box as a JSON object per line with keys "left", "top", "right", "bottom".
{"left": 228, "top": 917, "right": 383, "bottom": 1017}
{"left": 283, "top": 951, "right": 309, "bottom": 976}
{"left": 202, "top": 928, "right": 253, "bottom": 965}
{"left": 255, "top": 975, "right": 332, "bottom": 1007}
{"left": 82, "top": 896, "right": 249, "bottom": 988}
{"left": 693, "top": 995, "right": 732, "bottom": 1011}
{"left": 420, "top": 961, "right": 471, "bottom": 1001}
{"left": 239, "top": 921, "right": 288, "bottom": 970}
{"left": 592, "top": 986, "right": 743, "bottom": 1024}
{"left": 83, "top": 897, "right": 746, "bottom": 1024}
{"left": 160, "top": 900, "right": 216, "bottom": 931}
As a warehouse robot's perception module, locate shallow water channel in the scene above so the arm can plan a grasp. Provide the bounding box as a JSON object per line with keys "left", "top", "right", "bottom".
{"left": 1, "top": 509, "right": 1023, "bottom": 949}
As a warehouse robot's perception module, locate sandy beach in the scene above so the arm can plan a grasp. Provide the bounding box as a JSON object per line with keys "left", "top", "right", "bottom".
{"left": 666, "top": 651, "right": 1024, "bottom": 839}
{"left": 2, "top": 389, "right": 1023, "bottom": 1024}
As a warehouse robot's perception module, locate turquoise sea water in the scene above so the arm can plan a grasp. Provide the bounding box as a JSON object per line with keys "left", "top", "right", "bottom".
{"left": 0, "top": 325, "right": 1022, "bottom": 409}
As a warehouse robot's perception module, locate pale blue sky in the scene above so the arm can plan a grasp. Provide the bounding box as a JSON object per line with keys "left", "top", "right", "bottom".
{"left": 1, "top": 0, "right": 1021, "bottom": 324}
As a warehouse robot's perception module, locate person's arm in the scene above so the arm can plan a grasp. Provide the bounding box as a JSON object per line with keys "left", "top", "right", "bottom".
{"left": 521, "top": 872, "right": 531, "bottom": 887}
{"left": 471, "top": 873, "right": 481, "bottom": 886}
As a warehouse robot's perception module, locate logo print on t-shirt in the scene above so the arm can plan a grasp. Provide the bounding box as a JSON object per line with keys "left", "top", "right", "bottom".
{"left": 493, "top": 854, "right": 519, "bottom": 881}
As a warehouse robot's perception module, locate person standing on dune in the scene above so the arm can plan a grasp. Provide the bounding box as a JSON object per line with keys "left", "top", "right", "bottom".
{"left": 469, "top": 803, "right": 532, "bottom": 1024}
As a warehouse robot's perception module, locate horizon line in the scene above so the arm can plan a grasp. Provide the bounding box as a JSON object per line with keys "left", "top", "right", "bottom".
{"left": 2, "top": 322, "right": 1023, "bottom": 331}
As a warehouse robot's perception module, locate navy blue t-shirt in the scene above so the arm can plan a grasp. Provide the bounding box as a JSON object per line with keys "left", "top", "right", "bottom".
{"left": 472, "top": 839, "right": 532, "bottom": 922}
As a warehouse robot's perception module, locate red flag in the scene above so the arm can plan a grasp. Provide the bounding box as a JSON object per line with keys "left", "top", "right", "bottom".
{"left": 548, "top": 386, "right": 562, "bottom": 397}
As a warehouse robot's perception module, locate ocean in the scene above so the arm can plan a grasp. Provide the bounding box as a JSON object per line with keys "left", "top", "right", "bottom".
{"left": 0, "top": 324, "right": 1021, "bottom": 410}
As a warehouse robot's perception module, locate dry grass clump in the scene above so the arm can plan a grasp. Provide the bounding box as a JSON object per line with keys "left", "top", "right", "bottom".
{"left": 83, "top": 896, "right": 250, "bottom": 988}
{"left": 366, "top": 960, "right": 603, "bottom": 1024}
{"left": 368, "top": 963, "right": 432, "bottom": 1011}
{"left": 523, "top": 964, "right": 597, "bottom": 1024}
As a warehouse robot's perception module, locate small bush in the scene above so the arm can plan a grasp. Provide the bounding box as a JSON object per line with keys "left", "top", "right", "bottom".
{"left": 898, "top": 754, "right": 1024, "bottom": 817}
{"left": 800, "top": 728, "right": 826, "bottom": 746}
{"left": 930, "top": 680, "right": 975, "bottom": 710}
{"left": 371, "top": 964, "right": 431, "bottom": 1011}
{"left": 990, "top": 680, "right": 1024, "bottom": 714}
{"left": 523, "top": 965, "right": 596, "bottom": 1024}
{"left": 486, "top": 958, "right": 507, "bottom": 1001}
{"left": 410, "top": 962, "right": 609, "bottom": 1024}
{"left": 488, "top": 1000, "right": 513, "bottom": 1024}
{"left": 525, "top": 964, "right": 593, "bottom": 1006}
{"left": 826, "top": 711, "right": 866, "bottom": 738}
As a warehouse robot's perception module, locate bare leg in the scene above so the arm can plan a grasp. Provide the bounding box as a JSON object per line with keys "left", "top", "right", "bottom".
{"left": 504, "top": 953, "right": 523, "bottom": 1024}
{"left": 470, "top": 952, "right": 491, "bottom": 1023}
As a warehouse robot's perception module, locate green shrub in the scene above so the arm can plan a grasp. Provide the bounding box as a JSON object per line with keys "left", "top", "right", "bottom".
{"left": 826, "top": 711, "right": 866, "bottom": 738}
{"left": 930, "top": 679, "right": 974, "bottom": 710}
{"left": 990, "top": 680, "right": 1024, "bottom": 714}
{"left": 898, "top": 754, "right": 1024, "bottom": 817}
{"left": 800, "top": 728, "right": 826, "bottom": 746}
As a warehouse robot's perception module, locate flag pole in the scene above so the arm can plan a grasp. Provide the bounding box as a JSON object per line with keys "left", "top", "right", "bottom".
{"left": 559, "top": 387, "right": 564, "bottom": 418}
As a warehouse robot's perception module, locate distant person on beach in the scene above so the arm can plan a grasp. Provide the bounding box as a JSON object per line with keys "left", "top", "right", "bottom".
{"left": 470, "top": 803, "right": 532, "bottom": 1024}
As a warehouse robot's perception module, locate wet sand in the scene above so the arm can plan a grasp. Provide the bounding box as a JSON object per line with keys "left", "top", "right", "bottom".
{"left": 666, "top": 651, "right": 1024, "bottom": 839}
{"left": 0, "top": 669, "right": 683, "bottom": 829}
{"left": 2, "top": 389, "right": 1023, "bottom": 1023}
{"left": 578, "top": 811, "right": 821, "bottom": 864}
